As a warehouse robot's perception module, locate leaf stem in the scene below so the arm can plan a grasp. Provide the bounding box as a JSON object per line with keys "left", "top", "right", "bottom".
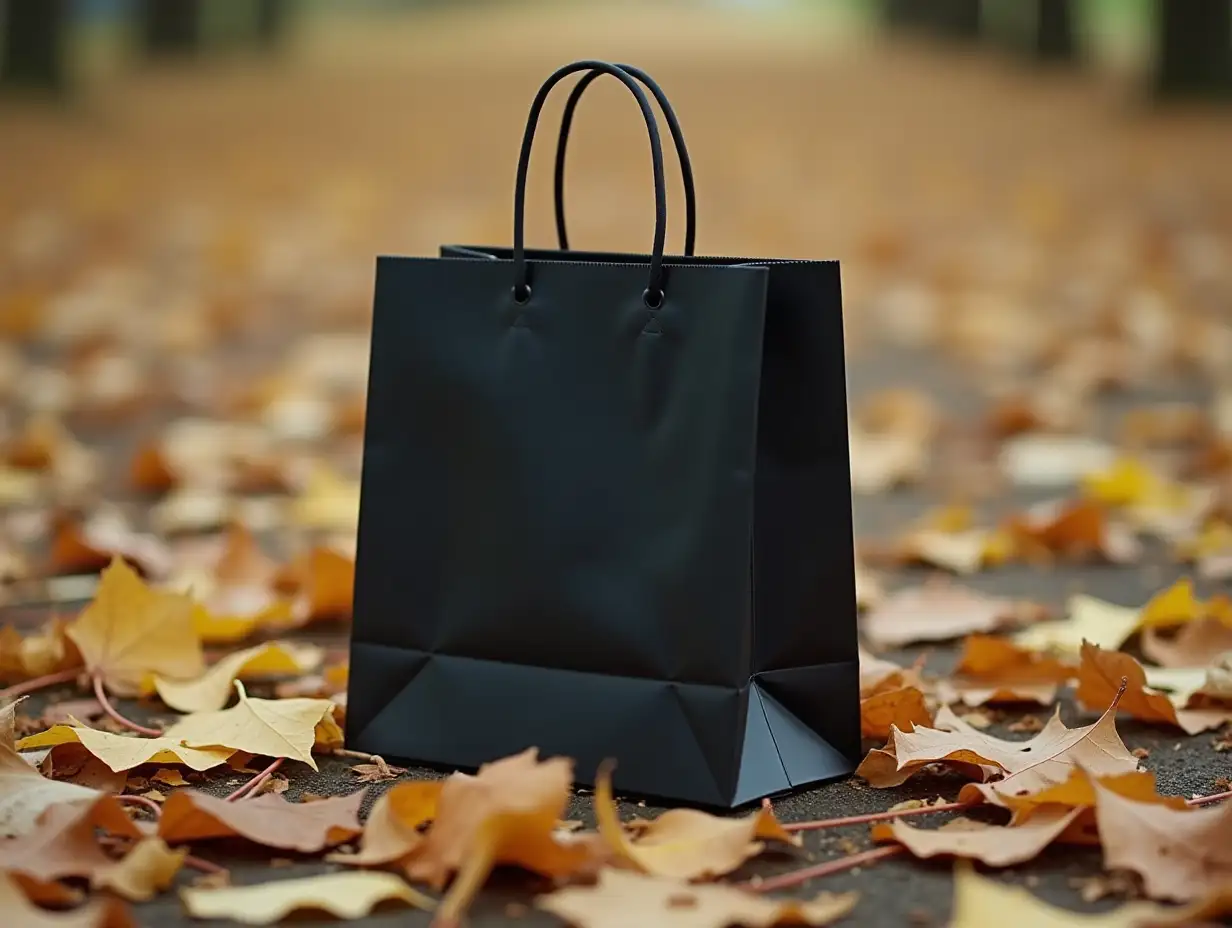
{"left": 182, "top": 854, "right": 227, "bottom": 876}
{"left": 742, "top": 845, "right": 905, "bottom": 893}
{"left": 92, "top": 674, "right": 162, "bottom": 737}
{"left": 225, "top": 756, "right": 284, "bottom": 801}
{"left": 329, "top": 747, "right": 406, "bottom": 775}
{"left": 1188, "top": 789, "right": 1231, "bottom": 807}
{"left": 0, "top": 667, "right": 81, "bottom": 702}
{"left": 114, "top": 794, "right": 163, "bottom": 819}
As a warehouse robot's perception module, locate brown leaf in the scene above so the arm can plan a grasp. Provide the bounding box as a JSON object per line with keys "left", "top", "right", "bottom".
{"left": 0, "top": 701, "right": 99, "bottom": 837}
{"left": 1076, "top": 642, "right": 1232, "bottom": 735}
{"left": 0, "top": 795, "right": 142, "bottom": 883}
{"left": 1094, "top": 779, "right": 1232, "bottom": 902}
{"left": 48, "top": 511, "right": 171, "bottom": 579}
{"left": 871, "top": 808, "right": 1082, "bottom": 866}
{"left": 1004, "top": 498, "right": 1140, "bottom": 564}
{"left": 0, "top": 871, "right": 135, "bottom": 928}
{"left": 64, "top": 557, "right": 203, "bottom": 695}
{"left": 332, "top": 780, "right": 441, "bottom": 866}
{"left": 536, "top": 869, "right": 858, "bottom": 928}
{"left": 1143, "top": 618, "right": 1232, "bottom": 668}
{"left": 861, "top": 581, "right": 1046, "bottom": 649}
{"left": 158, "top": 789, "right": 362, "bottom": 853}
{"left": 594, "top": 765, "right": 797, "bottom": 881}
{"left": 858, "top": 686, "right": 1137, "bottom": 790}
{"left": 37, "top": 743, "right": 127, "bottom": 793}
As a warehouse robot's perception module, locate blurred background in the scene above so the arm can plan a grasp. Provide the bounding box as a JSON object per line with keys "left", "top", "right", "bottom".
{"left": 0, "top": 0, "right": 1231, "bottom": 566}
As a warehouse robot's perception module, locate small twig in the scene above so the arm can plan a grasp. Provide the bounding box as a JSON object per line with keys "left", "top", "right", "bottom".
{"left": 92, "top": 675, "right": 162, "bottom": 737}
{"left": 225, "top": 757, "right": 284, "bottom": 801}
{"left": 742, "top": 845, "right": 905, "bottom": 893}
{"left": 0, "top": 668, "right": 81, "bottom": 702}
{"left": 182, "top": 854, "right": 226, "bottom": 876}
{"left": 329, "top": 747, "right": 406, "bottom": 775}
{"left": 114, "top": 794, "right": 163, "bottom": 819}
{"left": 784, "top": 800, "right": 974, "bottom": 833}
{"left": 1188, "top": 789, "right": 1232, "bottom": 807}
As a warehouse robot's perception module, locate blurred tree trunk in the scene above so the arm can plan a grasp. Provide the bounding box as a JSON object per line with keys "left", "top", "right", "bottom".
{"left": 140, "top": 0, "right": 202, "bottom": 56}
{"left": 256, "top": 0, "right": 288, "bottom": 48}
{"left": 929, "top": 0, "right": 981, "bottom": 40}
{"left": 1155, "top": 0, "right": 1232, "bottom": 99}
{"left": 0, "top": 0, "right": 70, "bottom": 92}
{"left": 1034, "top": 0, "right": 1074, "bottom": 62}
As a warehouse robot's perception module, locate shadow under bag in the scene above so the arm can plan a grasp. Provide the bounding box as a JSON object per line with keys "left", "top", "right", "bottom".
{"left": 347, "top": 60, "right": 860, "bottom": 807}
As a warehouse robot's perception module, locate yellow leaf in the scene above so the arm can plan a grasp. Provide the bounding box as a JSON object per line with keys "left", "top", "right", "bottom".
{"left": 1082, "top": 457, "right": 1163, "bottom": 507}
{"left": 179, "top": 871, "right": 434, "bottom": 924}
{"left": 154, "top": 641, "right": 322, "bottom": 712}
{"left": 332, "top": 780, "right": 442, "bottom": 866}
{"left": 1138, "top": 577, "right": 1205, "bottom": 629}
{"left": 92, "top": 837, "right": 186, "bottom": 902}
{"left": 536, "top": 869, "right": 857, "bottom": 928}
{"left": 1014, "top": 594, "right": 1139, "bottom": 657}
{"left": 162, "top": 681, "right": 335, "bottom": 770}
{"left": 594, "top": 765, "right": 797, "bottom": 880}
{"left": 16, "top": 725, "right": 232, "bottom": 772}
{"left": 949, "top": 864, "right": 1183, "bottom": 927}
{"left": 65, "top": 558, "right": 203, "bottom": 695}
{"left": 291, "top": 465, "right": 360, "bottom": 532}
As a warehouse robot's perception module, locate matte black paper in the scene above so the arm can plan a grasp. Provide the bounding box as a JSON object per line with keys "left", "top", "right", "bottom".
{"left": 347, "top": 61, "right": 859, "bottom": 807}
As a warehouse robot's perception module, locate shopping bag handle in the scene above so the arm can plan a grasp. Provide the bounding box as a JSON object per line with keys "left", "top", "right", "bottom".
{"left": 513, "top": 60, "right": 669, "bottom": 308}
{"left": 553, "top": 64, "right": 695, "bottom": 257}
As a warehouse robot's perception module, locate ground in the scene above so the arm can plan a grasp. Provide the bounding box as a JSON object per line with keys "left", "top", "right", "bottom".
{"left": 3, "top": 3, "right": 1231, "bottom": 926}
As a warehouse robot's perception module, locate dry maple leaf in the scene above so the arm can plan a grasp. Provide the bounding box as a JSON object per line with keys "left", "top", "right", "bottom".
{"left": 0, "top": 700, "right": 98, "bottom": 836}
{"left": 1143, "top": 618, "right": 1232, "bottom": 668}
{"left": 860, "top": 580, "right": 1045, "bottom": 649}
{"left": 1003, "top": 498, "right": 1140, "bottom": 564}
{"left": 871, "top": 807, "right": 1083, "bottom": 866}
{"left": 0, "top": 794, "right": 141, "bottom": 884}
{"left": 17, "top": 724, "right": 232, "bottom": 773}
{"left": 860, "top": 680, "right": 932, "bottom": 739}
{"left": 858, "top": 683, "right": 1137, "bottom": 790}
{"left": 92, "top": 836, "right": 186, "bottom": 902}
{"left": 537, "top": 869, "right": 857, "bottom": 928}
{"left": 162, "top": 681, "right": 335, "bottom": 770}
{"left": 1094, "top": 779, "right": 1232, "bottom": 902}
{"left": 948, "top": 864, "right": 1185, "bottom": 928}
{"left": 953, "top": 634, "right": 1075, "bottom": 683}
{"left": 1076, "top": 642, "right": 1232, "bottom": 735}
{"left": 179, "top": 871, "right": 434, "bottom": 923}
{"left": 153, "top": 641, "right": 321, "bottom": 713}
{"left": 593, "top": 764, "right": 797, "bottom": 881}
{"left": 332, "top": 779, "right": 441, "bottom": 866}
{"left": 1014, "top": 593, "right": 1142, "bottom": 657}
{"left": 65, "top": 557, "right": 203, "bottom": 695}
{"left": 159, "top": 789, "right": 363, "bottom": 853}
{"left": 0, "top": 871, "right": 135, "bottom": 928}
{"left": 408, "top": 749, "right": 599, "bottom": 924}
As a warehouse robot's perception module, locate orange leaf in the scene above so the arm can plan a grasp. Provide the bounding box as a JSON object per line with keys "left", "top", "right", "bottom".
{"left": 159, "top": 789, "right": 363, "bottom": 853}
{"left": 332, "top": 780, "right": 441, "bottom": 867}
{"left": 860, "top": 685, "right": 932, "bottom": 739}
{"left": 953, "top": 634, "right": 1074, "bottom": 684}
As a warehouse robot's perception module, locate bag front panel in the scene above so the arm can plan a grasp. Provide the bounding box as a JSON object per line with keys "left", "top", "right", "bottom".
{"left": 351, "top": 256, "right": 769, "bottom": 690}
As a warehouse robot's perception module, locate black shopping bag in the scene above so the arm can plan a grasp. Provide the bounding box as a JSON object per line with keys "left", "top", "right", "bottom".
{"left": 347, "top": 60, "right": 859, "bottom": 807}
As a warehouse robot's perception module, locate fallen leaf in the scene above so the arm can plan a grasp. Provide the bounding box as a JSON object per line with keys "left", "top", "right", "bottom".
{"left": 1, "top": 700, "right": 99, "bottom": 837}
{"left": 179, "top": 871, "right": 434, "bottom": 924}
{"left": 65, "top": 557, "right": 203, "bottom": 695}
{"left": 162, "top": 681, "right": 335, "bottom": 770}
{"left": 150, "top": 768, "right": 188, "bottom": 788}
{"left": 290, "top": 465, "right": 360, "bottom": 533}
{"left": 0, "top": 871, "right": 135, "bottom": 928}
{"left": 952, "top": 634, "right": 1075, "bottom": 684}
{"left": 49, "top": 511, "right": 171, "bottom": 579}
{"left": 0, "top": 795, "right": 141, "bottom": 883}
{"left": 857, "top": 687, "right": 1137, "bottom": 790}
{"left": 1143, "top": 617, "right": 1232, "bottom": 668}
{"left": 1137, "top": 577, "right": 1231, "bottom": 630}
{"left": 1094, "top": 779, "right": 1232, "bottom": 902}
{"left": 406, "top": 749, "right": 598, "bottom": 923}
{"left": 860, "top": 683, "right": 933, "bottom": 739}
{"left": 861, "top": 581, "right": 1045, "bottom": 648}
{"left": 1076, "top": 643, "right": 1232, "bottom": 735}
{"left": 934, "top": 680, "right": 1058, "bottom": 707}
{"left": 159, "top": 789, "right": 362, "bottom": 853}
{"left": 976, "top": 767, "right": 1187, "bottom": 831}
{"left": 858, "top": 647, "right": 910, "bottom": 694}
{"left": 274, "top": 546, "right": 355, "bottom": 623}
{"left": 948, "top": 864, "right": 1182, "bottom": 927}
{"left": 594, "top": 765, "right": 797, "bottom": 881}
{"left": 92, "top": 837, "right": 186, "bottom": 902}
{"left": 1000, "top": 434, "right": 1115, "bottom": 488}
{"left": 17, "top": 725, "right": 232, "bottom": 772}
{"left": 37, "top": 742, "right": 127, "bottom": 793}
{"left": 332, "top": 780, "right": 441, "bottom": 866}
{"left": 0, "top": 618, "right": 81, "bottom": 681}
{"left": 1014, "top": 594, "right": 1140, "bottom": 657}
{"left": 848, "top": 427, "right": 927, "bottom": 493}
{"left": 153, "top": 641, "right": 321, "bottom": 712}
{"left": 1004, "top": 498, "right": 1140, "bottom": 564}
{"left": 872, "top": 808, "right": 1082, "bottom": 866}
{"left": 536, "top": 869, "right": 857, "bottom": 928}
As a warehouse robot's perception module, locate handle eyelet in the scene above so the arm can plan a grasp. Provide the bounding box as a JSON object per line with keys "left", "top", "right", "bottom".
{"left": 512, "top": 284, "right": 532, "bottom": 305}
{"left": 643, "top": 288, "right": 664, "bottom": 310}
